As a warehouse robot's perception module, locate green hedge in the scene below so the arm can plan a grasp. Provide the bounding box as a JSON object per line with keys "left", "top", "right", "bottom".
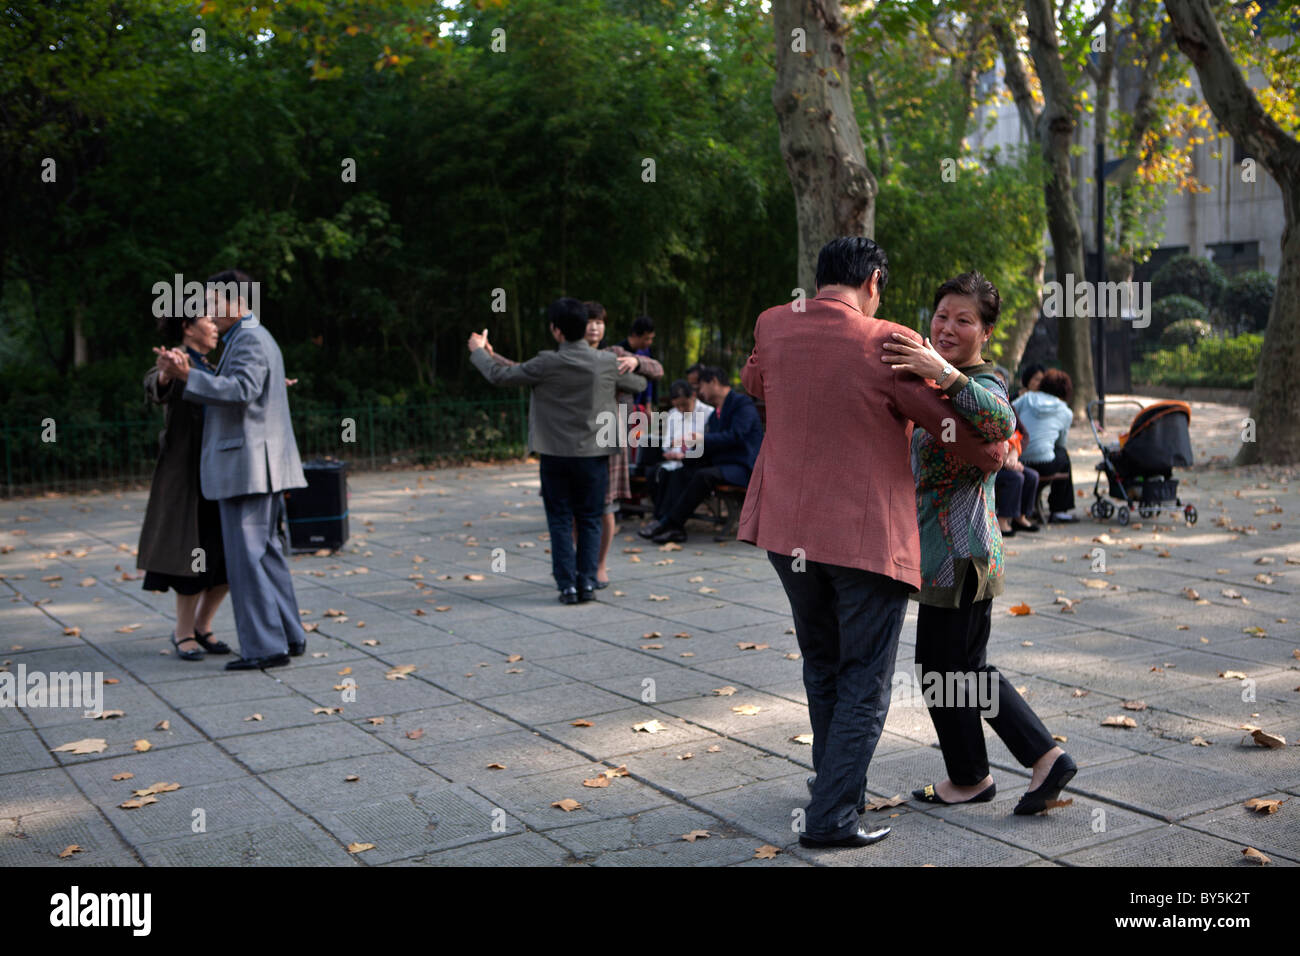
{"left": 1132, "top": 333, "right": 1262, "bottom": 390}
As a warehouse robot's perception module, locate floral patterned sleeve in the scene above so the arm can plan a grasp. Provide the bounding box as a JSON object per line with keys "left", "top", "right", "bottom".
{"left": 944, "top": 370, "right": 1016, "bottom": 442}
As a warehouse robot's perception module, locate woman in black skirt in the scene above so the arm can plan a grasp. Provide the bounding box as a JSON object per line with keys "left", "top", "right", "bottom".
{"left": 136, "top": 312, "right": 230, "bottom": 661}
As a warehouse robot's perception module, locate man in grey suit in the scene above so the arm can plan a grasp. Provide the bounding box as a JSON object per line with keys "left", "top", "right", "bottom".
{"left": 468, "top": 298, "right": 646, "bottom": 603}
{"left": 156, "top": 270, "right": 308, "bottom": 670}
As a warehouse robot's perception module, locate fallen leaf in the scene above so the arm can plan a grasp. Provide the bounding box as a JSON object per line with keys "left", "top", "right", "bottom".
{"left": 52, "top": 738, "right": 107, "bottom": 755}
{"left": 582, "top": 776, "right": 611, "bottom": 788}
{"left": 385, "top": 664, "right": 417, "bottom": 680}
{"left": 1082, "top": 579, "right": 1109, "bottom": 590}
{"left": 1071, "top": 689, "right": 1090, "bottom": 698}
{"left": 154, "top": 719, "right": 170, "bottom": 731}
{"left": 648, "top": 594, "right": 668, "bottom": 601}
{"left": 732, "top": 704, "right": 762, "bottom": 716}
{"left": 1242, "top": 847, "right": 1271, "bottom": 865}
{"left": 682, "top": 830, "right": 710, "bottom": 842}
{"left": 405, "top": 728, "right": 424, "bottom": 740}
{"left": 570, "top": 719, "right": 593, "bottom": 727}
{"left": 1182, "top": 587, "right": 1200, "bottom": 601}
{"left": 58, "top": 845, "right": 83, "bottom": 858}
{"left": 132, "top": 782, "right": 181, "bottom": 797}
{"left": 486, "top": 763, "right": 507, "bottom": 770}
{"left": 736, "top": 642, "right": 769, "bottom": 651}
{"left": 713, "top": 686, "right": 737, "bottom": 697}
{"left": 434, "top": 606, "right": 452, "bottom": 612}
{"left": 362, "top": 639, "right": 379, "bottom": 646}
{"left": 641, "top": 643, "right": 663, "bottom": 650}
{"left": 506, "top": 654, "right": 523, "bottom": 663}
{"left": 86, "top": 710, "right": 125, "bottom": 720}
{"left": 1122, "top": 700, "right": 1147, "bottom": 711}
{"left": 791, "top": 733, "right": 814, "bottom": 745}
{"left": 1190, "top": 736, "right": 1211, "bottom": 747}
{"left": 118, "top": 795, "right": 158, "bottom": 810}
{"left": 706, "top": 745, "right": 721, "bottom": 753}
{"left": 1219, "top": 670, "right": 1248, "bottom": 680}
{"left": 673, "top": 632, "right": 691, "bottom": 639}
{"left": 311, "top": 707, "right": 341, "bottom": 715}
{"left": 603, "top": 765, "right": 629, "bottom": 778}
{"left": 551, "top": 799, "right": 582, "bottom": 812}
{"left": 464, "top": 574, "right": 485, "bottom": 581}
{"left": 1244, "top": 797, "right": 1286, "bottom": 814}
{"left": 1021, "top": 641, "right": 1034, "bottom": 647}
{"left": 344, "top": 774, "right": 360, "bottom": 782}
{"left": 1008, "top": 603, "right": 1033, "bottom": 616}
{"left": 1043, "top": 798, "right": 1074, "bottom": 810}
{"left": 1101, "top": 716, "right": 1137, "bottom": 729}
{"left": 244, "top": 713, "right": 263, "bottom": 722}
{"left": 115, "top": 624, "right": 141, "bottom": 633}
{"left": 1250, "top": 729, "right": 1286, "bottom": 749}
{"left": 863, "top": 794, "right": 907, "bottom": 811}
{"left": 632, "top": 720, "right": 666, "bottom": 734}
{"left": 366, "top": 717, "right": 385, "bottom": 725}
{"left": 753, "top": 844, "right": 781, "bottom": 860}
{"left": 111, "top": 772, "right": 134, "bottom": 781}
{"left": 1052, "top": 734, "right": 1068, "bottom": 743}
{"left": 346, "top": 842, "right": 375, "bottom": 854}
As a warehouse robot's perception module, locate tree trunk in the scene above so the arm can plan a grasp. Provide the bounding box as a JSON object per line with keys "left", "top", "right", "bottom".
{"left": 1164, "top": 0, "right": 1300, "bottom": 464}
{"left": 1001, "top": 253, "right": 1046, "bottom": 374}
{"left": 1025, "top": 0, "right": 1096, "bottom": 417}
{"left": 771, "top": 0, "right": 877, "bottom": 294}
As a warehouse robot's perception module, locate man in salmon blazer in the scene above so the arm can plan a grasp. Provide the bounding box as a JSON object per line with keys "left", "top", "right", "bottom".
{"left": 737, "top": 237, "right": 1006, "bottom": 849}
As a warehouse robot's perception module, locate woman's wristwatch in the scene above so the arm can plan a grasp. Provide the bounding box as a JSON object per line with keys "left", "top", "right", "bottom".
{"left": 935, "top": 363, "right": 955, "bottom": 386}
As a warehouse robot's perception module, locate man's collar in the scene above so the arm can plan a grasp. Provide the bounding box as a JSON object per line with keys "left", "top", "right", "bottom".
{"left": 221, "top": 313, "right": 254, "bottom": 343}
{"left": 814, "top": 290, "right": 863, "bottom": 314}
{"left": 558, "top": 338, "right": 591, "bottom": 350}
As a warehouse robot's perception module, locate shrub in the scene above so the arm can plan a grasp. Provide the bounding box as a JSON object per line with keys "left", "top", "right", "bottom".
{"left": 1151, "top": 254, "right": 1227, "bottom": 309}
{"left": 1159, "top": 318, "right": 1213, "bottom": 350}
{"left": 1137, "top": 294, "right": 1207, "bottom": 353}
{"left": 1132, "top": 333, "right": 1262, "bottom": 390}
{"left": 1221, "top": 269, "right": 1274, "bottom": 333}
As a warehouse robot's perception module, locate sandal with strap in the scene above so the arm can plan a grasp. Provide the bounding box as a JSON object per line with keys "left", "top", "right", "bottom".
{"left": 193, "top": 629, "right": 231, "bottom": 654}
{"left": 171, "top": 634, "right": 206, "bottom": 661}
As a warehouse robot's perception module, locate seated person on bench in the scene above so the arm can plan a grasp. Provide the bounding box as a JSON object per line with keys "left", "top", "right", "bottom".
{"left": 645, "top": 378, "right": 713, "bottom": 521}
{"left": 639, "top": 367, "right": 762, "bottom": 544}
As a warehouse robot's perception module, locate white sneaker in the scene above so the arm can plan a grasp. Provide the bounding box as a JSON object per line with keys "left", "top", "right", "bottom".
{"left": 1049, "top": 512, "right": 1078, "bottom": 523}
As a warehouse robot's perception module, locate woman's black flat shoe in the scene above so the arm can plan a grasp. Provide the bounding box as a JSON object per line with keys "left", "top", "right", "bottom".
{"left": 1014, "top": 753, "right": 1078, "bottom": 815}
{"left": 171, "top": 634, "right": 205, "bottom": 661}
{"left": 1001, "top": 526, "right": 1016, "bottom": 538}
{"left": 193, "top": 629, "right": 231, "bottom": 654}
{"left": 912, "top": 782, "right": 996, "bottom": 805}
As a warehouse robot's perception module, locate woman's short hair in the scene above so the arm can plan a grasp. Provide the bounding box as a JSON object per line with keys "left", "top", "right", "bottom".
{"left": 668, "top": 379, "right": 693, "bottom": 401}
{"left": 155, "top": 313, "right": 198, "bottom": 345}
{"left": 1020, "top": 362, "right": 1046, "bottom": 388}
{"left": 933, "top": 271, "right": 1000, "bottom": 327}
{"left": 1039, "top": 368, "right": 1073, "bottom": 402}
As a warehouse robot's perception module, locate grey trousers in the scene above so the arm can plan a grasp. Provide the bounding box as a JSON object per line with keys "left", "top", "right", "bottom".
{"left": 217, "top": 492, "right": 302, "bottom": 659}
{"left": 768, "top": 551, "right": 909, "bottom": 840}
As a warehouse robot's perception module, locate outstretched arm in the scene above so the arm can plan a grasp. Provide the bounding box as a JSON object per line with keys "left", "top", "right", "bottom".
{"left": 882, "top": 332, "right": 1015, "bottom": 441}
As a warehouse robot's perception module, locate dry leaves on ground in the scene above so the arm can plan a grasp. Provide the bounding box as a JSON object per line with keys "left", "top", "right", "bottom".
{"left": 1244, "top": 797, "right": 1287, "bottom": 814}
{"left": 551, "top": 799, "right": 582, "bottom": 812}
{"left": 1242, "top": 847, "right": 1271, "bottom": 865}
{"left": 52, "top": 738, "right": 107, "bottom": 755}
{"left": 863, "top": 795, "right": 906, "bottom": 811}
{"left": 1101, "top": 716, "right": 1137, "bottom": 729}
{"left": 732, "top": 704, "right": 762, "bottom": 716}
{"left": 682, "top": 830, "right": 710, "bottom": 842}
{"left": 632, "top": 719, "right": 666, "bottom": 734}
{"left": 1008, "top": 603, "right": 1032, "bottom": 616}
{"left": 753, "top": 845, "right": 781, "bottom": 860}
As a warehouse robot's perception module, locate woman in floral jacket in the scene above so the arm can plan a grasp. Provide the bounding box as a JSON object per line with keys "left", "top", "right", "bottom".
{"left": 883, "top": 272, "right": 1076, "bottom": 815}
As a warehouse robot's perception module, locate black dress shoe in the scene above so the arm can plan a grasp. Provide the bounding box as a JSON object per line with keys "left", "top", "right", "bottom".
{"left": 651, "top": 526, "right": 687, "bottom": 544}
{"left": 577, "top": 587, "right": 596, "bottom": 603}
{"left": 225, "top": 653, "right": 290, "bottom": 671}
{"left": 287, "top": 639, "right": 306, "bottom": 657}
{"left": 637, "top": 523, "right": 666, "bottom": 540}
{"left": 1014, "top": 753, "right": 1077, "bottom": 815}
{"left": 1001, "top": 526, "right": 1017, "bottom": 538}
{"left": 193, "top": 630, "right": 231, "bottom": 654}
{"left": 798, "top": 826, "right": 891, "bottom": 848}
{"left": 558, "top": 587, "right": 579, "bottom": 605}
{"left": 912, "top": 781, "right": 997, "bottom": 805}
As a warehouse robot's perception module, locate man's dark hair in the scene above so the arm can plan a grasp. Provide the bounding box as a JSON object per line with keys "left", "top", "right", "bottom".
{"left": 933, "top": 271, "right": 1000, "bottom": 327}
{"left": 815, "top": 237, "right": 889, "bottom": 294}
{"left": 630, "top": 315, "right": 655, "bottom": 337}
{"left": 206, "top": 268, "right": 254, "bottom": 287}
{"left": 1020, "top": 363, "right": 1046, "bottom": 388}
{"left": 547, "top": 297, "right": 589, "bottom": 342}
{"left": 668, "top": 379, "right": 694, "bottom": 400}
{"left": 685, "top": 362, "right": 704, "bottom": 378}
{"left": 584, "top": 300, "right": 606, "bottom": 321}
{"left": 1039, "top": 368, "right": 1073, "bottom": 402}
{"left": 205, "top": 269, "right": 255, "bottom": 317}
{"left": 697, "top": 366, "right": 727, "bottom": 385}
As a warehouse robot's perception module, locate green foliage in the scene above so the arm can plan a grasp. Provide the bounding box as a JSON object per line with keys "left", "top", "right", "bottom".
{"left": 1151, "top": 255, "right": 1227, "bottom": 310}
{"left": 1141, "top": 295, "right": 1207, "bottom": 352}
{"left": 1133, "top": 333, "right": 1263, "bottom": 390}
{"left": 1159, "top": 318, "right": 1213, "bottom": 350}
{"left": 1221, "top": 269, "right": 1275, "bottom": 333}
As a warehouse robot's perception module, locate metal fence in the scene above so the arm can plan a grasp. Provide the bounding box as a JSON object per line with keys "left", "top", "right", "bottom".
{"left": 1, "top": 397, "right": 529, "bottom": 497}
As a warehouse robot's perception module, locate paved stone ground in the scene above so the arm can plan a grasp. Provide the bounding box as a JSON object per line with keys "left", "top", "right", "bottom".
{"left": 1, "top": 394, "right": 1296, "bottom": 867}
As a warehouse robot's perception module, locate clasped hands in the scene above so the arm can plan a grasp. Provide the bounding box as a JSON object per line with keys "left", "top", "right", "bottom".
{"left": 153, "top": 346, "right": 190, "bottom": 384}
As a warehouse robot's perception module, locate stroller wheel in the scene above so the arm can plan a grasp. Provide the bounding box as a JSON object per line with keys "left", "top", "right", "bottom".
{"left": 1089, "top": 500, "right": 1105, "bottom": 520}
{"left": 1139, "top": 503, "right": 1155, "bottom": 520}
{"left": 1184, "top": 504, "right": 1198, "bottom": 526}
{"left": 1117, "top": 506, "right": 1130, "bottom": 526}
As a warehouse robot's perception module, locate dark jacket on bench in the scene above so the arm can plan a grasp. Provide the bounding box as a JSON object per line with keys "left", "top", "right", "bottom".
{"left": 704, "top": 390, "right": 763, "bottom": 486}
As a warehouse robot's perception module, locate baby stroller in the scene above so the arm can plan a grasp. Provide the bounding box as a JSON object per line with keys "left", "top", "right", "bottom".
{"left": 1087, "top": 399, "right": 1197, "bottom": 526}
